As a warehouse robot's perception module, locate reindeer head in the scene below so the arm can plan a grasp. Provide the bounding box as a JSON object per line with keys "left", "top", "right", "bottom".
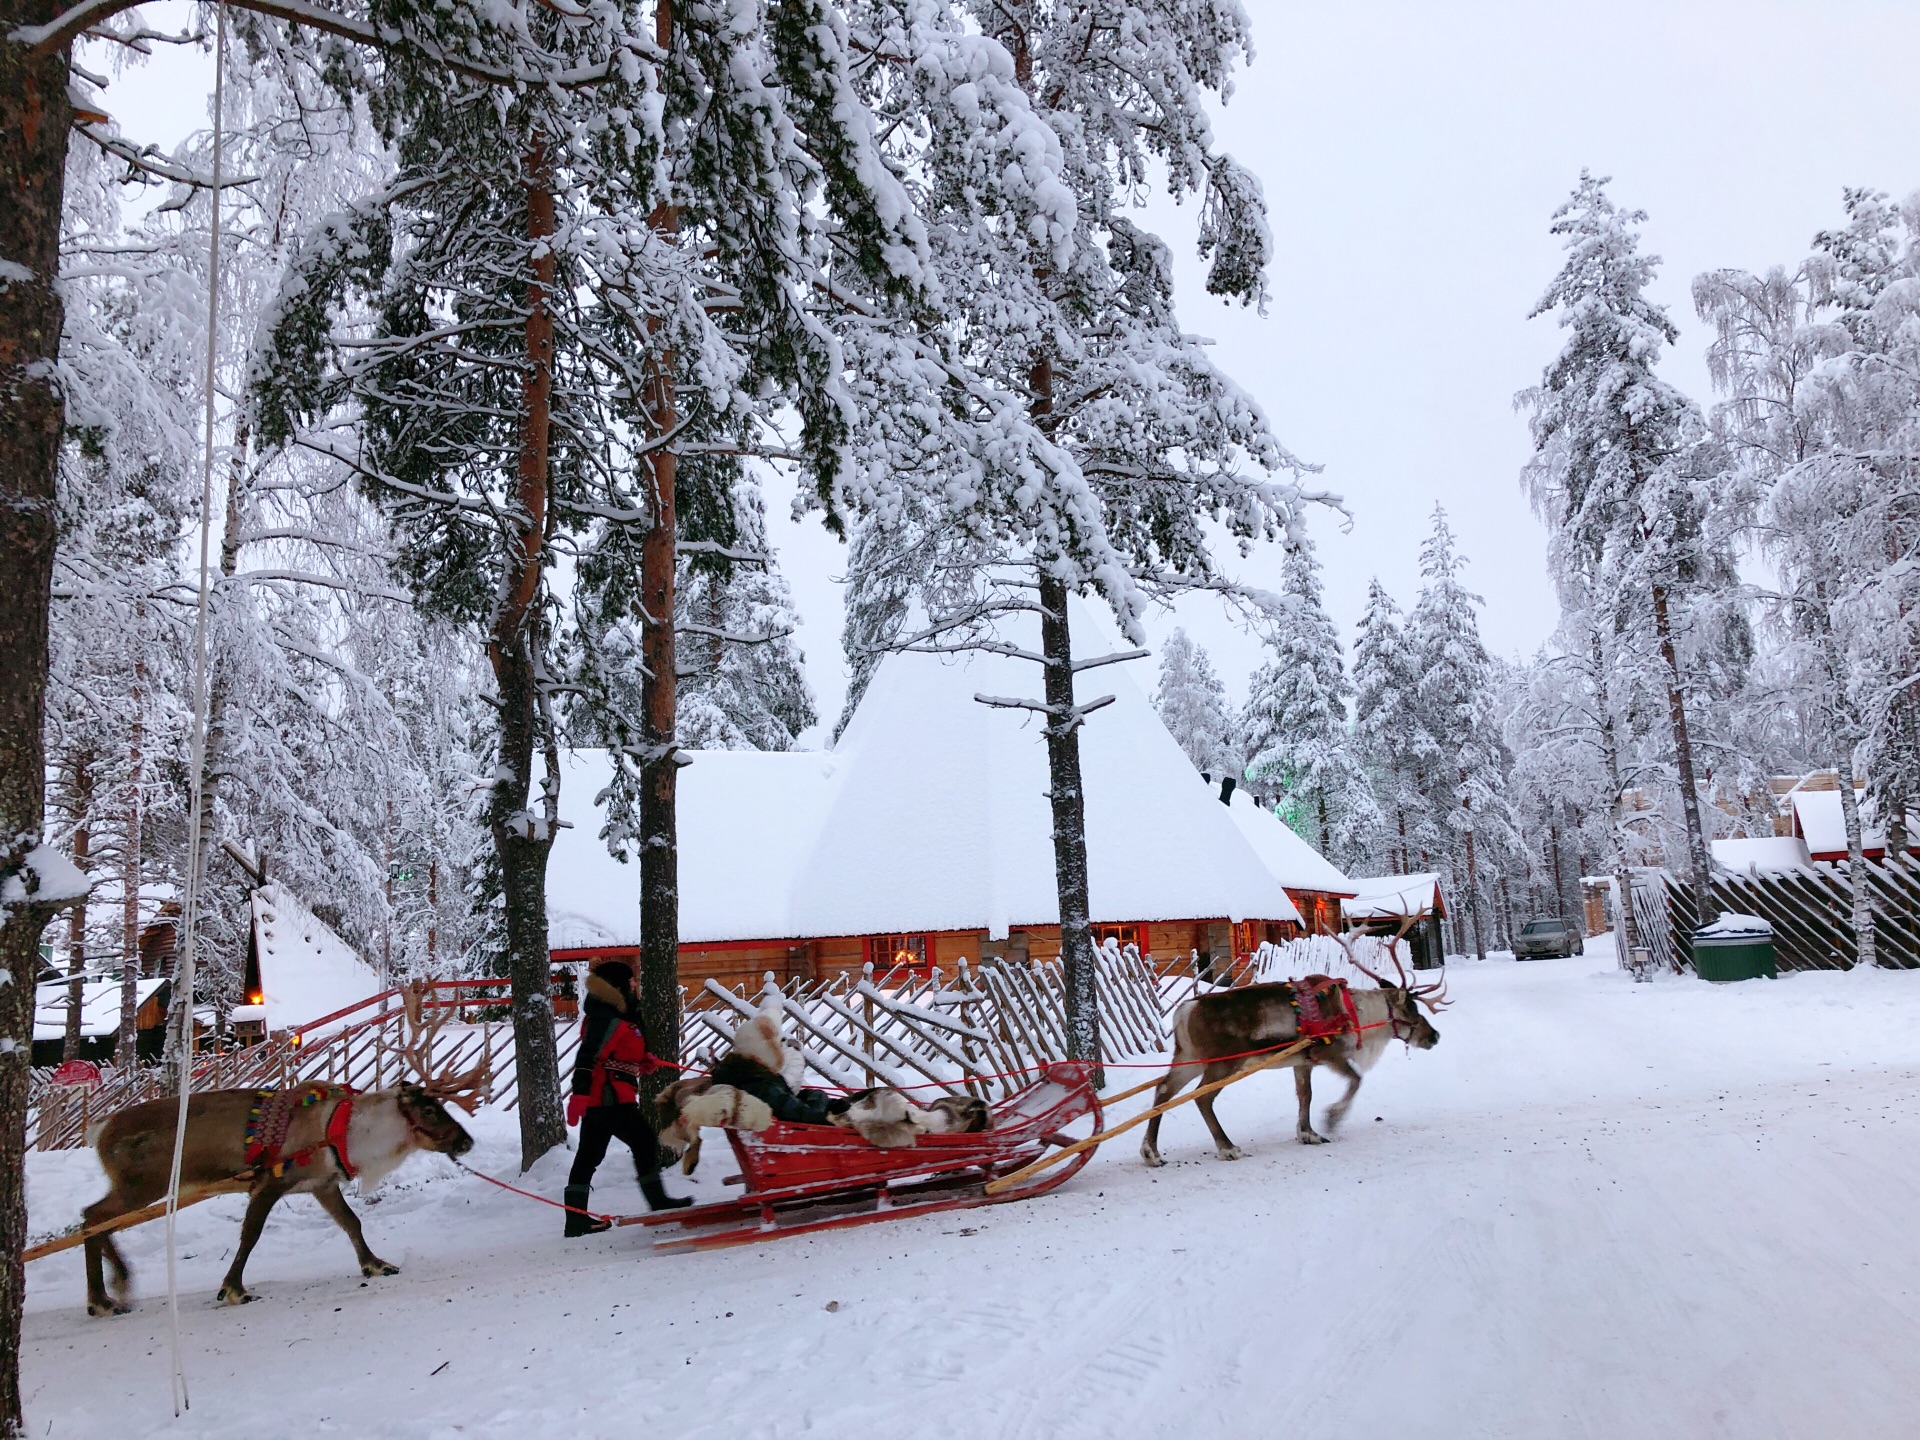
{"left": 1336, "top": 917, "right": 1449, "bottom": 1049}
{"left": 393, "top": 980, "right": 486, "bottom": 1157}
{"left": 396, "top": 1083, "right": 478, "bottom": 1157}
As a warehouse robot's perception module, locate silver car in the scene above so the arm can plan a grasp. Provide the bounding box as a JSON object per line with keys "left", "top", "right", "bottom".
{"left": 1513, "top": 917, "right": 1584, "bottom": 959}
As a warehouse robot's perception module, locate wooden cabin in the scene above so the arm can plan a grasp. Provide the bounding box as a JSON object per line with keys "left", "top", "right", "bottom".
{"left": 546, "top": 628, "right": 1336, "bottom": 990}
{"left": 1341, "top": 873, "right": 1448, "bottom": 970}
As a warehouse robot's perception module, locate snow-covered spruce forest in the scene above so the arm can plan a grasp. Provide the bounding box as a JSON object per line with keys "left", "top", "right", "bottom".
{"left": 20, "top": 7, "right": 1920, "bottom": 1060}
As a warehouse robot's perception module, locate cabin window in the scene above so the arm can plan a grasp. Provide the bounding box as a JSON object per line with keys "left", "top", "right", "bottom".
{"left": 869, "top": 934, "right": 931, "bottom": 977}
{"left": 1090, "top": 924, "right": 1142, "bottom": 955}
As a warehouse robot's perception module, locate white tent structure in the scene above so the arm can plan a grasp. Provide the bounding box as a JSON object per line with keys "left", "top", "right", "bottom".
{"left": 546, "top": 624, "right": 1319, "bottom": 982}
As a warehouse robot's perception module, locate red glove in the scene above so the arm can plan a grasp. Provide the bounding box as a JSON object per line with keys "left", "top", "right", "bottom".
{"left": 566, "top": 1094, "right": 588, "bottom": 1127}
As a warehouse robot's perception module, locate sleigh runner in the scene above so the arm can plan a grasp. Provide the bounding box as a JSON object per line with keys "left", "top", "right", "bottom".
{"left": 629, "top": 1061, "right": 1102, "bottom": 1251}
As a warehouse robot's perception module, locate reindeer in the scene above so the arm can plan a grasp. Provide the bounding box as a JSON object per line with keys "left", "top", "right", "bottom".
{"left": 1140, "top": 925, "right": 1448, "bottom": 1166}
{"left": 81, "top": 982, "right": 484, "bottom": 1316}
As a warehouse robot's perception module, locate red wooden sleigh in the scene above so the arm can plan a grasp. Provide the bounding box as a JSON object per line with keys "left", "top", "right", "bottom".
{"left": 630, "top": 1062, "right": 1103, "bottom": 1252}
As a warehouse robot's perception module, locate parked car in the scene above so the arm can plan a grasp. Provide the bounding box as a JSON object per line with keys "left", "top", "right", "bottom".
{"left": 1513, "top": 917, "right": 1584, "bottom": 960}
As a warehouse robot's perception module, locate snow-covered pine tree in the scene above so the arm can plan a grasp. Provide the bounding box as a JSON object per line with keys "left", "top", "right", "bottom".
{"left": 675, "top": 480, "right": 817, "bottom": 752}
{"left": 820, "top": 0, "right": 1318, "bottom": 1065}
{"left": 1352, "top": 577, "right": 1439, "bottom": 875}
{"left": 258, "top": 0, "right": 934, "bottom": 1161}
{"left": 1240, "top": 536, "right": 1380, "bottom": 867}
{"left": 1521, "top": 172, "right": 1729, "bottom": 943}
{"left": 1152, "top": 629, "right": 1239, "bottom": 780}
{"left": 1407, "top": 509, "right": 1519, "bottom": 958}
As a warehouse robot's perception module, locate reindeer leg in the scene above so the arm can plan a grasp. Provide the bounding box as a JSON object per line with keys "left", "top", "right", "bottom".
{"left": 1193, "top": 1061, "right": 1250, "bottom": 1160}
{"left": 1139, "top": 1061, "right": 1203, "bottom": 1167}
{"left": 83, "top": 1194, "right": 133, "bottom": 1317}
{"left": 218, "top": 1180, "right": 291, "bottom": 1305}
{"left": 313, "top": 1178, "right": 399, "bottom": 1278}
{"left": 1295, "top": 1062, "right": 1329, "bottom": 1144}
{"left": 1322, "top": 1053, "right": 1365, "bottom": 1133}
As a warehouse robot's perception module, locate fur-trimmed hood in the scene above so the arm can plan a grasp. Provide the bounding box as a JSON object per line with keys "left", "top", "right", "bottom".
{"left": 583, "top": 973, "right": 631, "bottom": 1018}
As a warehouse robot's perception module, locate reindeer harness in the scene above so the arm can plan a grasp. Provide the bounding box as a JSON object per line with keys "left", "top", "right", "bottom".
{"left": 1287, "top": 977, "right": 1360, "bottom": 1043}
{"left": 244, "top": 1082, "right": 359, "bottom": 1180}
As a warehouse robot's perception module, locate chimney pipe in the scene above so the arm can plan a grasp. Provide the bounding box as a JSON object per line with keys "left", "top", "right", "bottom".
{"left": 1219, "top": 776, "right": 1236, "bottom": 806}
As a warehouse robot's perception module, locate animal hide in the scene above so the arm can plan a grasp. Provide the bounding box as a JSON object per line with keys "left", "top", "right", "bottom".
{"left": 654, "top": 1078, "right": 776, "bottom": 1173}
{"left": 729, "top": 1010, "right": 789, "bottom": 1078}
{"left": 831, "top": 1090, "right": 993, "bottom": 1147}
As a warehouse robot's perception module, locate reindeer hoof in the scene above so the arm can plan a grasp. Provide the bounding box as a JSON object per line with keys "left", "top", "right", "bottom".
{"left": 216, "top": 1285, "right": 256, "bottom": 1306}
{"left": 1297, "top": 1132, "right": 1329, "bottom": 1146}
{"left": 1217, "top": 1145, "right": 1249, "bottom": 1161}
{"left": 88, "top": 1298, "right": 132, "bottom": 1318}
{"left": 362, "top": 1258, "right": 400, "bottom": 1278}
{"left": 1139, "top": 1147, "right": 1165, "bottom": 1168}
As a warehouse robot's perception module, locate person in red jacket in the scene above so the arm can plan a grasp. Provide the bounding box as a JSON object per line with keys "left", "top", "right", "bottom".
{"left": 563, "top": 960, "right": 692, "bottom": 1235}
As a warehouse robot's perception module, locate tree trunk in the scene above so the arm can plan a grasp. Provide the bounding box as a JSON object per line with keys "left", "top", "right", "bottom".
{"left": 487, "top": 154, "right": 565, "bottom": 1172}
{"left": 63, "top": 752, "right": 93, "bottom": 1058}
{"left": 160, "top": 424, "right": 249, "bottom": 1075}
{"left": 1835, "top": 748, "right": 1877, "bottom": 970}
{"left": 1, "top": 8, "right": 73, "bottom": 1428}
{"left": 1650, "top": 584, "right": 1716, "bottom": 928}
{"left": 635, "top": 0, "right": 684, "bottom": 1100}
{"left": 636, "top": 377, "right": 681, "bottom": 1081}
{"left": 1038, "top": 572, "right": 1100, "bottom": 1068}
{"left": 118, "top": 665, "right": 144, "bottom": 1068}
{"left": 1463, "top": 823, "right": 1484, "bottom": 959}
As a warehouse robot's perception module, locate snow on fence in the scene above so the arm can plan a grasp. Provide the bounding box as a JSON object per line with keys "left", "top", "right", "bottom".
{"left": 1636, "top": 857, "right": 1920, "bottom": 972}
{"left": 679, "top": 941, "right": 1169, "bottom": 1103}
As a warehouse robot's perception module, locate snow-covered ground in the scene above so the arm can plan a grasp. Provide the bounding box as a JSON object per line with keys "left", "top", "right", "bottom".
{"left": 23, "top": 938, "right": 1920, "bottom": 1438}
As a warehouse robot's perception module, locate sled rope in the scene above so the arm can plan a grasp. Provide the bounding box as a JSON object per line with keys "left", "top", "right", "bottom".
{"left": 982, "top": 1037, "right": 1317, "bottom": 1196}
{"left": 165, "top": 4, "right": 230, "bottom": 1417}
{"left": 449, "top": 1159, "right": 616, "bottom": 1223}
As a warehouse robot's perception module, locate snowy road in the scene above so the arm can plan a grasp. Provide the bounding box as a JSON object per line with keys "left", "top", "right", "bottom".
{"left": 23, "top": 944, "right": 1920, "bottom": 1438}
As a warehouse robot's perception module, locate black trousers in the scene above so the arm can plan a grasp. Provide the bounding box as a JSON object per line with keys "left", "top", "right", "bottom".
{"left": 567, "top": 1103, "right": 661, "bottom": 1188}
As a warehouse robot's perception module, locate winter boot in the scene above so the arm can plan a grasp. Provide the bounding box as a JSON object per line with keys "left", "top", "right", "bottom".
{"left": 564, "top": 1185, "right": 611, "bottom": 1237}
{"left": 639, "top": 1172, "right": 693, "bottom": 1212}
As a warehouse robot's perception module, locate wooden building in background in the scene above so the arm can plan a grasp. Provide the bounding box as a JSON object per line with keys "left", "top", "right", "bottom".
{"left": 547, "top": 626, "right": 1350, "bottom": 991}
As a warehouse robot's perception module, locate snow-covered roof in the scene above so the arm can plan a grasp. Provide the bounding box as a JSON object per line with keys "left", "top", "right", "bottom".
{"left": 546, "top": 605, "right": 1304, "bottom": 946}
{"left": 1342, "top": 873, "right": 1444, "bottom": 920}
{"left": 1222, "top": 790, "right": 1354, "bottom": 897}
{"left": 547, "top": 747, "right": 841, "bottom": 948}
{"left": 252, "top": 881, "right": 383, "bottom": 1034}
{"left": 33, "top": 977, "right": 167, "bottom": 1041}
{"left": 1711, "top": 836, "right": 1813, "bottom": 874}
{"left": 1787, "top": 789, "right": 1875, "bottom": 857}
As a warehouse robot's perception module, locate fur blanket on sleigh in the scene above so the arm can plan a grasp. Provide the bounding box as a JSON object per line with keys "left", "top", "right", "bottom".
{"left": 655, "top": 1010, "right": 992, "bottom": 1171}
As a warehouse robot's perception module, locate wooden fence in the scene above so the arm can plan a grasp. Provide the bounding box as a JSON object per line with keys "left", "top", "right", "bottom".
{"left": 1632, "top": 857, "right": 1920, "bottom": 973}
{"left": 26, "top": 932, "right": 1409, "bottom": 1147}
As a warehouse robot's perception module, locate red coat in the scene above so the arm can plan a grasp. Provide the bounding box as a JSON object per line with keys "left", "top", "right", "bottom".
{"left": 578, "top": 1016, "right": 666, "bottom": 1107}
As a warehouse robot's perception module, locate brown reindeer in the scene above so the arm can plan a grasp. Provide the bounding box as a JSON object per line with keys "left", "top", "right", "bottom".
{"left": 82, "top": 984, "right": 483, "bottom": 1316}
{"left": 1140, "top": 932, "right": 1448, "bottom": 1166}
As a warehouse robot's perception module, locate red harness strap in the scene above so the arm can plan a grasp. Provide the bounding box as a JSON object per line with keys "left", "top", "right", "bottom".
{"left": 324, "top": 1093, "right": 357, "bottom": 1179}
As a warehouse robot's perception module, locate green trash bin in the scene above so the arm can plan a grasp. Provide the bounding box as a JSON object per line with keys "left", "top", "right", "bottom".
{"left": 1691, "top": 915, "right": 1776, "bottom": 981}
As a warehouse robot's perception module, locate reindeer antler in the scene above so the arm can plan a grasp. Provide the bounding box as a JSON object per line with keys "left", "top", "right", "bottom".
{"left": 1407, "top": 970, "right": 1452, "bottom": 1015}
{"left": 1335, "top": 914, "right": 1419, "bottom": 989}
{"left": 395, "top": 980, "right": 490, "bottom": 1112}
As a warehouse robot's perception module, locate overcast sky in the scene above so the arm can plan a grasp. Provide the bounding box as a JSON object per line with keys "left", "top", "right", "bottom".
{"left": 100, "top": 0, "right": 1920, "bottom": 730}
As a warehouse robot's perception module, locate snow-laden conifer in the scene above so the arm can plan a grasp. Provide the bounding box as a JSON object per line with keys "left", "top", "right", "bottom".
{"left": 1521, "top": 173, "right": 1732, "bottom": 944}
{"left": 1240, "top": 536, "right": 1380, "bottom": 868}
{"left": 1151, "top": 630, "right": 1239, "bottom": 780}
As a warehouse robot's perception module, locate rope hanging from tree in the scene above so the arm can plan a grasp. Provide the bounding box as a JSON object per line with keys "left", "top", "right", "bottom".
{"left": 163, "top": 1, "right": 230, "bottom": 1416}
